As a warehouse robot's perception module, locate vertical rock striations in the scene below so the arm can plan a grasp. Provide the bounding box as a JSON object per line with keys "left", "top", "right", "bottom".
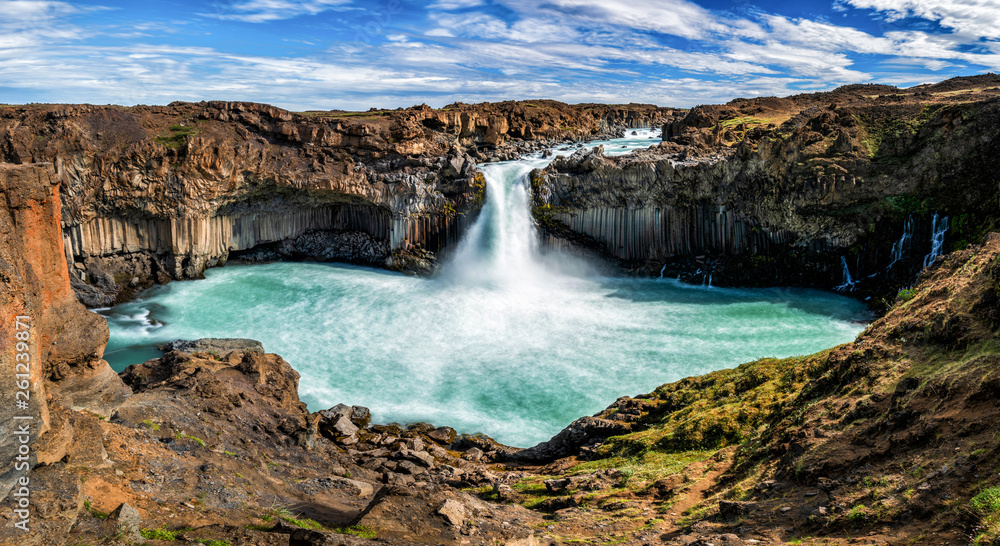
{"left": 0, "top": 100, "right": 673, "bottom": 306}
{"left": 534, "top": 81, "right": 1000, "bottom": 300}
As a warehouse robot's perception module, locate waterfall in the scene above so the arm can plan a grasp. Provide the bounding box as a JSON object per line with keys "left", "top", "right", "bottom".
{"left": 835, "top": 256, "right": 856, "bottom": 291}
{"left": 446, "top": 159, "right": 547, "bottom": 287}
{"left": 922, "top": 214, "right": 949, "bottom": 268}
{"left": 888, "top": 215, "right": 914, "bottom": 269}
{"left": 659, "top": 264, "right": 667, "bottom": 278}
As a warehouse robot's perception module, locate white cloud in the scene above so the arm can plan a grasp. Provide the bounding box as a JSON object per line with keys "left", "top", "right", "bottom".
{"left": 726, "top": 41, "right": 870, "bottom": 81}
{"left": 8, "top": 0, "right": 1000, "bottom": 112}
{"left": 428, "top": 12, "right": 581, "bottom": 43}
{"left": 203, "top": 0, "right": 354, "bottom": 23}
{"left": 425, "top": 28, "right": 455, "bottom": 37}
{"left": 847, "top": 0, "right": 1000, "bottom": 40}
{"left": 497, "top": 0, "right": 724, "bottom": 40}
{"left": 0, "top": 0, "right": 79, "bottom": 21}
{"left": 761, "top": 15, "right": 893, "bottom": 53}
{"left": 427, "top": 0, "right": 483, "bottom": 9}
{"left": 0, "top": 1, "right": 98, "bottom": 49}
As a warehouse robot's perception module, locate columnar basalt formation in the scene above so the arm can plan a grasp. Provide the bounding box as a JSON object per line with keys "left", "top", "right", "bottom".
{"left": 1, "top": 100, "right": 673, "bottom": 306}
{"left": 533, "top": 77, "right": 1000, "bottom": 301}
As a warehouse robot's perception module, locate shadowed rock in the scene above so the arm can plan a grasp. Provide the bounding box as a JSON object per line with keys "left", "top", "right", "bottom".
{"left": 511, "top": 416, "right": 629, "bottom": 463}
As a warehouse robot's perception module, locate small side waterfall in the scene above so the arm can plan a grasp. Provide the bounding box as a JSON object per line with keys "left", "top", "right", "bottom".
{"left": 835, "top": 256, "right": 856, "bottom": 291}
{"left": 922, "top": 214, "right": 949, "bottom": 268}
{"left": 888, "top": 214, "right": 914, "bottom": 269}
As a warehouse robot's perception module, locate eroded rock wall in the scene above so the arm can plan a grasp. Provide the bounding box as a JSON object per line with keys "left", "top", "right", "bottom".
{"left": 0, "top": 100, "right": 672, "bottom": 306}
{"left": 547, "top": 204, "right": 796, "bottom": 263}
{"left": 0, "top": 163, "right": 129, "bottom": 502}
{"left": 535, "top": 84, "right": 1000, "bottom": 299}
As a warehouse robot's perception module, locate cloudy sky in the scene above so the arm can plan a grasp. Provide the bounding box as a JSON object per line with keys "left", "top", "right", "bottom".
{"left": 2, "top": 0, "right": 999, "bottom": 110}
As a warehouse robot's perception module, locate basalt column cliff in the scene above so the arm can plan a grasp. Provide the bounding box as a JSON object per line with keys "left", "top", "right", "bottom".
{"left": 532, "top": 76, "right": 1000, "bottom": 304}
{"left": 0, "top": 100, "right": 671, "bottom": 307}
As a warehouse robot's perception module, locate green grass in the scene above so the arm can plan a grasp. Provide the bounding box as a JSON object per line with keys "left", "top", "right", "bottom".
{"left": 589, "top": 352, "right": 833, "bottom": 457}
{"left": 141, "top": 419, "right": 160, "bottom": 431}
{"left": 715, "top": 113, "right": 791, "bottom": 143}
{"left": 897, "top": 287, "right": 918, "bottom": 302}
{"left": 193, "top": 540, "right": 231, "bottom": 546}
{"left": 261, "top": 507, "right": 328, "bottom": 531}
{"left": 970, "top": 486, "right": 1000, "bottom": 533}
{"left": 678, "top": 505, "right": 709, "bottom": 527}
{"left": 155, "top": 122, "right": 198, "bottom": 149}
{"left": 847, "top": 504, "right": 872, "bottom": 524}
{"left": 719, "top": 116, "right": 766, "bottom": 128}
{"left": 140, "top": 527, "right": 179, "bottom": 541}
{"left": 862, "top": 475, "right": 891, "bottom": 489}
{"left": 282, "top": 515, "right": 324, "bottom": 530}
{"left": 175, "top": 432, "right": 206, "bottom": 447}
{"left": 856, "top": 109, "right": 935, "bottom": 160}
{"left": 336, "top": 525, "right": 376, "bottom": 539}
{"left": 571, "top": 450, "right": 712, "bottom": 490}
{"left": 259, "top": 506, "right": 376, "bottom": 538}
{"left": 83, "top": 499, "right": 108, "bottom": 519}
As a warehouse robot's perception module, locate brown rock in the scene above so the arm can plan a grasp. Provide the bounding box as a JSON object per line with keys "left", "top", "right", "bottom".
{"left": 428, "top": 426, "right": 457, "bottom": 444}
{"left": 0, "top": 466, "right": 84, "bottom": 545}
{"left": 437, "top": 498, "right": 467, "bottom": 526}
{"left": 718, "top": 500, "right": 753, "bottom": 520}
{"left": 0, "top": 163, "right": 127, "bottom": 502}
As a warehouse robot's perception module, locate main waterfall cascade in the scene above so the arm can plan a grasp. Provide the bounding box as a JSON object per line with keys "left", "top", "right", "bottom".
{"left": 98, "top": 130, "right": 867, "bottom": 447}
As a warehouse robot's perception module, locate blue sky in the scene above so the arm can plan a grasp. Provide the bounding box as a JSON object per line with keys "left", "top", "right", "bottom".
{"left": 2, "top": 0, "right": 999, "bottom": 109}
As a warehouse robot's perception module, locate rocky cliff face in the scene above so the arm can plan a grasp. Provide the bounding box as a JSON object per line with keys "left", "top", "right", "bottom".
{"left": 0, "top": 100, "right": 672, "bottom": 306}
{"left": 0, "top": 163, "right": 130, "bottom": 504}
{"left": 533, "top": 76, "right": 1000, "bottom": 304}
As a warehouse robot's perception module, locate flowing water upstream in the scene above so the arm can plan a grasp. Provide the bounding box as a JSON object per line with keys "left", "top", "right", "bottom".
{"left": 99, "top": 130, "right": 867, "bottom": 447}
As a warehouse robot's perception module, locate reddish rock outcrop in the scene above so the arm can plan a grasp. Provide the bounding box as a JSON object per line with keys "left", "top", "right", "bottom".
{"left": 0, "top": 162, "right": 129, "bottom": 503}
